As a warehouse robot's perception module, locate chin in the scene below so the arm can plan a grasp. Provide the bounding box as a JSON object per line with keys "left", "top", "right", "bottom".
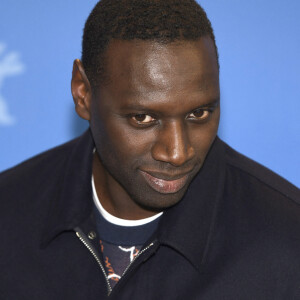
{"left": 131, "top": 185, "right": 188, "bottom": 212}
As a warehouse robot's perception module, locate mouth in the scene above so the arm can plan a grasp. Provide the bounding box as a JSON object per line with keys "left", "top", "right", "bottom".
{"left": 139, "top": 170, "right": 190, "bottom": 194}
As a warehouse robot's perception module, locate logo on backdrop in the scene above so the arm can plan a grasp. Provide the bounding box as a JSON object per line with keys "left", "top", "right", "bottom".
{"left": 0, "top": 43, "right": 25, "bottom": 126}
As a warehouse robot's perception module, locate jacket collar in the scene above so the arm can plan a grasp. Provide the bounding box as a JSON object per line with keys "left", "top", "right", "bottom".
{"left": 41, "top": 130, "right": 95, "bottom": 248}
{"left": 157, "top": 137, "right": 226, "bottom": 272}
{"left": 41, "top": 130, "right": 226, "bottom": 274}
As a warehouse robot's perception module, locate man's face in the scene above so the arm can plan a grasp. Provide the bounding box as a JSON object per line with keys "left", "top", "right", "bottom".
{"left": 90, "top": 37, "right": 220, "bottom": 214}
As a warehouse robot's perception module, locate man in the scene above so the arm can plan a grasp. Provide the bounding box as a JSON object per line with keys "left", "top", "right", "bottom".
{"left": 0, "top": 0, "right": 299, "bottom": 299}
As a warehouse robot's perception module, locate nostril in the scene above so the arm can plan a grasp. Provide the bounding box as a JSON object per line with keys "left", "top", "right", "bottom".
{"left": 151, "top": 142, "right": 194, "bottom": 166}
{"left": 151, "top": 121, "right": 194, "bottom": 166}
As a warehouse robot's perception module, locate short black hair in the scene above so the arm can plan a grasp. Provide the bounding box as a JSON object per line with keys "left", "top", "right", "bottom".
{"left": 82, "top": 0, "right": 218, "bottom": 87}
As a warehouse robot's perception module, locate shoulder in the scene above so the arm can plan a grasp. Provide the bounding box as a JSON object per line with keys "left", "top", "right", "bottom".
{"left": 218, "top": 139, "right": 300, "bottom": 239}
{"left": 0, "top": 135, "right": 83, "bottom": 222}
{"left": 0, "top": 135, "right": 80, "bottom": 189}
{"left": 0, "top": 136, "right": 82, "bottom": 249}
{"left": 221, "top": 140, "right": 299, "bottom": 203}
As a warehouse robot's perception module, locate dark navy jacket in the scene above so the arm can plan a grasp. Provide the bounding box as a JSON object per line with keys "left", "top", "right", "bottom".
{"left": 0, "top": 130, "right": 300, "bottom": 299}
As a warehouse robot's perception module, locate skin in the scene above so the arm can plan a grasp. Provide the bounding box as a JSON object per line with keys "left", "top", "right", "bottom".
{"left": 71, "top": 36, "right": 220, "bottom": 220}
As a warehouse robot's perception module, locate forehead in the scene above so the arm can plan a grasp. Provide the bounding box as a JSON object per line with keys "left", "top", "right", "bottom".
{"left": 95, "top": 37, "right": 219, "bottom": 111}
{"left": 101, "top": 37, "right": 218, "bottom": 86}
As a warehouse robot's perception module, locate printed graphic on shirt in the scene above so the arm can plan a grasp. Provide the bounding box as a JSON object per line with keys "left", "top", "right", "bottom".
{"left": 100, "top": 240, "right": 142, "bottom": 288}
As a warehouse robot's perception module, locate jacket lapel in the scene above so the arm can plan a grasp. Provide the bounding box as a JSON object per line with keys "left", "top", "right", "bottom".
{"left": 157, "top": 137, "right": 226, "bottom": 272}
{"left": 41, "top": 130, "right": 95, "bottom": 248}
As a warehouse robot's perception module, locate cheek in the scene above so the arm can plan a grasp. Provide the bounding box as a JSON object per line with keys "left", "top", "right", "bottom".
{"left": 95, "top": 118, "right": 155, "bottom": 163}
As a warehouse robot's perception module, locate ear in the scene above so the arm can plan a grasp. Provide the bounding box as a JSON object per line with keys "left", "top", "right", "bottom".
{"left": 71, "top": 59, "right": 92, "bottom": 120}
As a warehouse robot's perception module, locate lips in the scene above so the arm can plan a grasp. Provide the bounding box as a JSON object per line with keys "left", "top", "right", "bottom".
{"left": 140, "top": 170, "right": 190, "bottom": 194}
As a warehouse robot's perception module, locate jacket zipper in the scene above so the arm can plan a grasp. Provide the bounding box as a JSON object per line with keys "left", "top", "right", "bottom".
{"left": 75, "top": 228, "right": 156, "bottom": 297}
{"left": 107, "top": 241, "right": 156, "bottom": 298}
{"left": 75, "top": 229, "right": 113, "bottom": 296}
{"left": 120, "top": 242, "right": 155, "bottom": 279}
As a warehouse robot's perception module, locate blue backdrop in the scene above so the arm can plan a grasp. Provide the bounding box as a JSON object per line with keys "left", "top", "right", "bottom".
{"left": 0, "top": 0, "right": 299, "bottom": 187}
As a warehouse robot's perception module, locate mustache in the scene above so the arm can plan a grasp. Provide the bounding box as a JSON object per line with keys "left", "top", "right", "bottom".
{"left": 139, "top": 160, "right": 200, "bottom": 175}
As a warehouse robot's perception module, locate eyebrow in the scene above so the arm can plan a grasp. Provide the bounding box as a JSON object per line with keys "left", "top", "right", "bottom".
{"left": 119, "top": 98, "right": 220, "bottom": 113}
{"left": 202, "top": 99, "right": 220, "bottom": 107}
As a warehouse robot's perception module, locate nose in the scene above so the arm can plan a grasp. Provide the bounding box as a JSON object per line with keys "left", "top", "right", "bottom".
{"left": 151, "top": 120, "right": 195, "bottom": 167}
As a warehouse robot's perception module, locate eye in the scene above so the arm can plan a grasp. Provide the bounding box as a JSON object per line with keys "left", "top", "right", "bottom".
{"left": 187, "top": 108, "right": 211, "bottom": 121}
{"left": 131, "top": 114, "right": 156, "bottom": 124}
